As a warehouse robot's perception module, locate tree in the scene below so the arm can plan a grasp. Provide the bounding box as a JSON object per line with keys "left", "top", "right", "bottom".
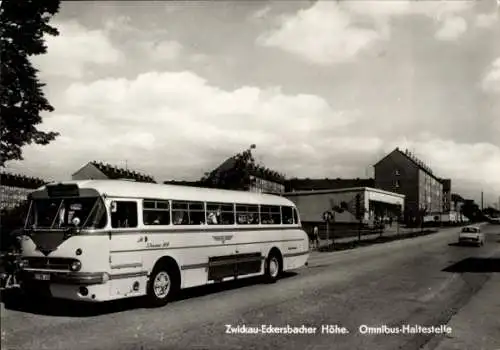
{"left": 200, "top": 147, "right": 256, "bottom": 190}
{"left": 0, "top": 0, "right": 61, "bottom": 166}
{"left": 418, "top": 206, "right": 428, "bottom": 232}
{"left": 462, "top": 200, "right": 482, "bottom": 222}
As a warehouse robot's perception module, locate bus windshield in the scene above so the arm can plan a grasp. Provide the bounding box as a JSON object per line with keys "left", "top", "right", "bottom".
{"left": 26, "top": 197, "right": 107, "bottom": 230}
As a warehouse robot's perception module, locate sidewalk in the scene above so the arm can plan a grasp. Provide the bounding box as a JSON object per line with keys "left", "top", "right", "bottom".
{"left": 424, "top": 274, "right": 500, "bottom": 350}
{"left": 312, "top": 223, "right": 487, "bottom": 252}
{"left": 313, "top": 225, "right": 436, "bottom": 250}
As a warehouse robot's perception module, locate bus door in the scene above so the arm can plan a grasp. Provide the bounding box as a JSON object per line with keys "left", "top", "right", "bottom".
{"left": 108, "top": 199, "right": 144, "bottom": 274}
{"left": 231, "top": 204, "right": 263, "bottom": 278}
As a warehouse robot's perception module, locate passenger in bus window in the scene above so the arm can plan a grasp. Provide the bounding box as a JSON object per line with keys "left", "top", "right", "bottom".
{"left": 174, "top": 211, "right": 185, "bottom": 225}
{"left": 208, "top": 211, "right": 217, "bottom": 224}
{"left": 237, "top": 214, "right": 247, "bottom": 224}
{"left": 153, "top": 215, "right": 161, "bottom": 225}
{"left": 120, "top": 218, "right": 129, "bottom": 228}
{"left": 249, "top": 213, "right": 258, "bottom": 224}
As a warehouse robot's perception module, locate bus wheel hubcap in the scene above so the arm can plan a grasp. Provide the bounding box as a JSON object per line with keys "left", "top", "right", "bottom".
{"left": 153, "top": 271, "right": 170, "bottom": 298}
{"left": 269, "top": 258, "right": 279, "bottom": 277}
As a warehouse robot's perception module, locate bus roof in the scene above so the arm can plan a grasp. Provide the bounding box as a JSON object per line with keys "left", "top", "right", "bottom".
{"left": 35, "top": 180, "right": 295, "bottom": 207}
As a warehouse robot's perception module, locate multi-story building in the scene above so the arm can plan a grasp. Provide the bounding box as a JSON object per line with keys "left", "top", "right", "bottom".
{"left": 440, "top": 178, "right": 452, "bottom": 212}
{"left": 72, "top": 161, "right": 156, "bottom": 183}
{"left": 0, "top": 173, "right": 46, "bottom": 211}
{"left": 374, "top": 148, "right": 444, "bottom": 223}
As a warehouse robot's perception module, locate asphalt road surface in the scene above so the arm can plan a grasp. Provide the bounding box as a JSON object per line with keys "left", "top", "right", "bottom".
{"left": 2, "top": 224, "right": 499, "bottom": 350}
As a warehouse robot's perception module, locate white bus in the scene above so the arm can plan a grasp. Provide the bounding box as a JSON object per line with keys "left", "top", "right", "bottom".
{"left": 18, "top": 180, "right": 309, "bottom": 306}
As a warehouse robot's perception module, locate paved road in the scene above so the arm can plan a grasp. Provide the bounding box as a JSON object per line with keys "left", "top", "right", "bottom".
{"left": 2, "top": 224, "right": 499, "bottom": 350}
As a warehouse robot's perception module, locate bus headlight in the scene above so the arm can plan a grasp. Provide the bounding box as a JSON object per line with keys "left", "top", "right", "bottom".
{"left": 70, "top": 261, "right": 82, "bottom": 272}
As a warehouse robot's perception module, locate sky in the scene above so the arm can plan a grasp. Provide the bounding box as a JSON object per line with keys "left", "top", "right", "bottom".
{"left": 5, "top": 0, "right": 500, "bottom": 206}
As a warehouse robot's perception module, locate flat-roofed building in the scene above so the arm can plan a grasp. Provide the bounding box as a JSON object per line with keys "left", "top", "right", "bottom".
{"left": 284, "top": 187, "right": 405, "bottom": 235}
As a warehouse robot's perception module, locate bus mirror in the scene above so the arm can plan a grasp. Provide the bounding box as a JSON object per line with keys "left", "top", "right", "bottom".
{"left": 110, "top": 201, "right": 117, "bottom": 213}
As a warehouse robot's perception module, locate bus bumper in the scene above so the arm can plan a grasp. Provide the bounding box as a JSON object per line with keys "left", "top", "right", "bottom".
{"left": 21, "top": 270, "right": 109, "bottom": 285}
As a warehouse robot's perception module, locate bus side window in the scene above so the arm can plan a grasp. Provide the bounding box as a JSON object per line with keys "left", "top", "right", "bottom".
{"left": 111, "top": 201, "right": 138, "bottom": 228}
{"left": 260, "top": 205, "right": 272, "bottom": 224}
{"left": 293, "top": 208, "right": 299, "bottom": 225}
{"left": 236, "top": 204, "right": 259, "bottom": 225}
{"left": 281, "top": 206, "right": 293, "bottom": 224}
{"left": 270, "top": 205, "right": 281, "bottom": 224}
{"left": 260, "top": 205, "right": 280, "bottom": 224}
{"left": 188, "top": 202, "right": 205, "bottom": 225}
{"left": 172, "top": 201, "right": 188, "bottom": 225}
{"left": 207, "top": 203, "right": 235, "bottom": 225}
{"left": 143, "top": 200, "right": 170, "bottom": 225}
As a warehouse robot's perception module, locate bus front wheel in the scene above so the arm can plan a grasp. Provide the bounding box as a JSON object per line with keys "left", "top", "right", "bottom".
{"left": 146, "top": 264, "right": 178, "bottom": 307}
{"left": 264, "top": 251, "right": 282, "bottom": 284}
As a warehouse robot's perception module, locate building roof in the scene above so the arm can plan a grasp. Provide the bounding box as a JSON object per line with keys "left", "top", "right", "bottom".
{"left": 74, "top": 161, "right": 156, "bottom": 183}
{"left": 374, "top": 147, "right": 443, "bottom": 181}
{"left": 283, "top": 186, "right": 405, "bottom": 198}
{"left": 163, "top": 180, "right": 202, "bottom": 187}
{"left": 285, "top": 178, "right": 374, "bottom": 191}
{"left": 0, "top": 172, "right": 47, "bottom": 189}
{"left": 451, "top": 193, "right": 465, "bottom": 202}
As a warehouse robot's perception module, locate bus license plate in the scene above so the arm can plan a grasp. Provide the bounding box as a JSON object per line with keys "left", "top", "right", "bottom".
{"left": 34, "top": 273, "right": 50, "bottom": 281}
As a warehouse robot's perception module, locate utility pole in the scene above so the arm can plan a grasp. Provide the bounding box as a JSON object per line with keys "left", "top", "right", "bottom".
{"left": 481, "top": 190, "right": 484, "bottom": 211}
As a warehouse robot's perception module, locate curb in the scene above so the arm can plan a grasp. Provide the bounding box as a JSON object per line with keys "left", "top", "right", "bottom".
{"left": 305, "top": 222, "right": 489, "bottom": 267}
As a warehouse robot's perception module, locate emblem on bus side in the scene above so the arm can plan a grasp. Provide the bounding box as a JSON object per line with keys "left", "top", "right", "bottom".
{"left": 212, "top": 235, "right": 233, "bottom": 244}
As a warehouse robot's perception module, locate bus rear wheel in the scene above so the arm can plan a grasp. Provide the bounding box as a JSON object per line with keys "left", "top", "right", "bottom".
{"left": 264, "top": 252, "right": 282, "bottom": 284}
{"left": 146, "top": 264, "right": 178, "bottom": 307}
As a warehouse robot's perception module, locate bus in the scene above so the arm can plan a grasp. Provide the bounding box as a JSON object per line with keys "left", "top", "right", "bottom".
{"left": 18, "top": 180, "right": 310, "bottom": 306}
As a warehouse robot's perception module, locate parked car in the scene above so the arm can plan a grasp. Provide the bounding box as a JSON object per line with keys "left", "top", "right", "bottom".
{"left": 489, "top": 217, "right": 500, "bottom": 225}
{"left": 458, "top": 226, "right": 485, "bottom": 246}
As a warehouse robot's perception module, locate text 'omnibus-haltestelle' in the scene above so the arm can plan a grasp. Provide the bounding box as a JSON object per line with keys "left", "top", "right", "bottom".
{"left": 18, "top": 180, "right": 310, "bottom": 306}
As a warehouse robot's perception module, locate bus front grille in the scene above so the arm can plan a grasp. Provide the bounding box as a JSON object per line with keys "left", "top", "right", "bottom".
{"left": 24, "top": 257, "right": 75, "bottom": 271}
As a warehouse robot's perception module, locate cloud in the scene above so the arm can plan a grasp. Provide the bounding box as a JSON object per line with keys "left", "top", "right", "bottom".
{"left": 250, "top": 6, "right": 272, "bottom": 21}
{"left": 257, "top": 2, "right": 382, "bottom": 65}
{"left": 147, "top": 40, "right": 183, "bottom": 61}
{"left": 14, "top": 70, "right": 361, "bottom": 180}
{"left": 382, "top": 136, "right": 500, "bottom": 192}
{"left": 257, "top": 0, "right": 472, "bottom": 64}
{"left": 475, "top": 12, "right": 499, "bottom": 28}
{"left": 31, "top": 20, "right": 122, "bottom": 79}
{"left": 435, "top": 16, "right": 467, "bottom": 41}
{"left": 10, "top": 68, "right": 499, "bottom": 198}
{"left": 482, "top": 57, "right": 500, "bottom": 93}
